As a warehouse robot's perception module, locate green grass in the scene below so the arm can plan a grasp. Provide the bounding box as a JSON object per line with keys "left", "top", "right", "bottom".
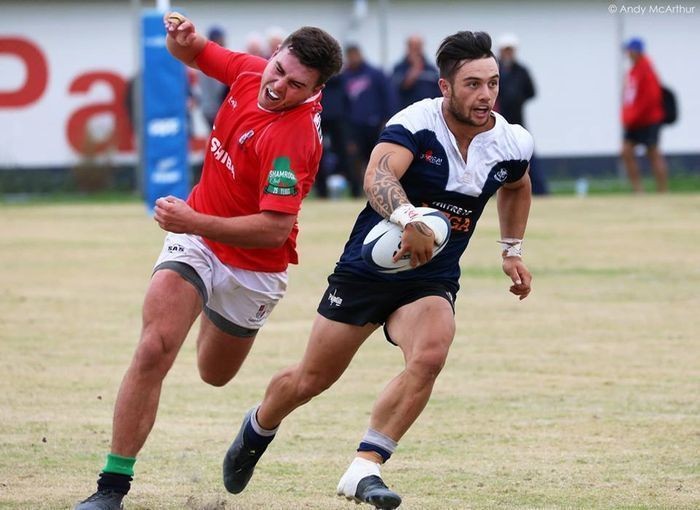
{"left": 0, "top": 190, "right": 142, "bottom": 206}
{"left": 1, "top": 196, "right": 699, "bottom": 509}
{"left": 547, "top": 174, "right": 700, "bottom": 195}
{"left": 2, "top": 174, "right": 700, "bottom": 206}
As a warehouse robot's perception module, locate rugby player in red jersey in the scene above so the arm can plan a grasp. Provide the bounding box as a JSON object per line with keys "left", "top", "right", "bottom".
{"left": 74, "top": 12, "right": 341, "bottom": 510}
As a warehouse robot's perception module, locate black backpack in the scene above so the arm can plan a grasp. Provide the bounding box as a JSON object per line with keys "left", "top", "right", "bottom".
{"left": 661, "top": 86, "right": 678, "bottom": 125}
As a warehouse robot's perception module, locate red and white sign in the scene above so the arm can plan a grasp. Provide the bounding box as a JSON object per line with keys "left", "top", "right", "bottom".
{"left": 0, "top": 3, "right": 206, "bottom": 169}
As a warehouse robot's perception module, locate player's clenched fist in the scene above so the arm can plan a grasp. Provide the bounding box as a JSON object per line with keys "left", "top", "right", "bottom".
{"left": 154, "top": 195, "right": 200, "bottom": 234}
{"left": 163, "top": 11, "right": 197, "bottom": 47}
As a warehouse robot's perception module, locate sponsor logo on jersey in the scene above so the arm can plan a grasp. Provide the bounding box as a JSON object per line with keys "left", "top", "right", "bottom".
{"left": 494, "top": 167, "right": 508, "bottom": 182}
{"left": 210, "top": 136, "right": 235, "bottom": 179}
{"left": 327, "top": 289, "right": 343, "bottom": 307}
{"left": 429, "top": 202, "right": 473, "bottom": 234}
{"left": 264, "top": 157, "right": 298, "bottom": 196}
{"left": 420, "top": 149, "right": 443, "bottom": 166}
{"left": 228, "top": 97, "right": 238, "bottom": 109}
{"left": 238, "top": 129, "right": 255, "bottom": 145}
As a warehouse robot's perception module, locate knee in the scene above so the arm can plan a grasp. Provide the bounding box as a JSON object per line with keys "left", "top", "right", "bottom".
{"left": 293, "top": 370, "right": 334, "bottom": 403}
{"left": 199, "top": 368, "right": 234, "bottom": 388}
{"left": 408, "top": 345, "right": 450, "bottom": 382}
{"left": 132, "top": 327, "right": 180, "bottom": 376}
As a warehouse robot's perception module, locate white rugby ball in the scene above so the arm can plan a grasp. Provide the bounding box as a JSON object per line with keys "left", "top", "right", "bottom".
{"left": 361, "top": 207, "right": 451, "bottom": 273}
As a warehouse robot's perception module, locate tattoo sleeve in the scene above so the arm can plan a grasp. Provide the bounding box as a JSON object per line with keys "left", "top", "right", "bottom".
{"left": 366, "top": 152, "right": 410, "bottom": 219}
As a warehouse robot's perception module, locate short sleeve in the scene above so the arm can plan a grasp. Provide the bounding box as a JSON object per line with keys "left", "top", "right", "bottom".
{"left": 379, "top": 99, "right": 437, "bottom": 156}
{"left": 195, "top": 42, "right": 266, "bottom": 86}
{"left": 257, "top": 118, "right": 321, "bottom": 215}
{"left": 513, "top": 125, "right": 534, "bottom": 162}
{"left": 379, "top": 124, "right": 419, "bottom": 156}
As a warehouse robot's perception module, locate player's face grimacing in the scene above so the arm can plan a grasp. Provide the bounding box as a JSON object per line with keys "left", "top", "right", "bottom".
{"left": 440, "top": 56, "right": 499, "bottom": 127}
{"left": 258, "top": 47, "right": 323, "bottom": 111}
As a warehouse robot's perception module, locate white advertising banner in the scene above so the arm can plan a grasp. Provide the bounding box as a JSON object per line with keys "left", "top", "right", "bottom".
{"left": 1, "top": 0, "right": 699, "bottom": 170}
{"left": 0, "top": 2, "right": 208, "bottom": 170}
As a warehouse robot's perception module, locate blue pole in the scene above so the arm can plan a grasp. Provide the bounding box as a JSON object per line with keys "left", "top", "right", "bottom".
{"left": 141, "top": 9, "right": 190, "bottom": 211}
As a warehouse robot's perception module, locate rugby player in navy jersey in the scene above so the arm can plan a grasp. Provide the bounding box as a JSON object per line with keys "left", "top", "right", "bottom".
{"left": 223, "top": 30, "right": 533, "bottom": 509}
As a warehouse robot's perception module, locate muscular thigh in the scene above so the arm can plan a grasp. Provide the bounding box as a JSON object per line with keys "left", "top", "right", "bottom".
{"left": 142, "top": 270, "right": 202, "bottom": 339}
{"left": 301, "top": 315, "right": 378, "bottom": 368}
{"left": 196, "top": 313, "right": 255, "bottom": 379}
{"left": 385, "top": 296, "right": 456, "bottom": 359}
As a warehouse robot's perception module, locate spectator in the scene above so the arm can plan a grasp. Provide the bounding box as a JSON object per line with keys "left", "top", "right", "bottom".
{"left": 245, "top": 31, "right": 267, "bottom": 58}
{"left": 497, "top": 34, "right": 548, "bottom": 195}
{"left": 391, "top": 35, "right": 441, "bottom": 110}
{"left": 316, "top": 74, "right": 359, "bottom": 197}
{"left": 341, "top": 44, "right": 394, "bottom": 189}
{"left": 496, "top": 34, "right": 535, "bottom": 126}
{"left": 198, "top": 26, "right": 229, "bottom": 127}
{"left": 265, "top": 26, "right": 287, "bottom": 58}
{"left": 621, "top": 37, "right": 668, "bottom": 193}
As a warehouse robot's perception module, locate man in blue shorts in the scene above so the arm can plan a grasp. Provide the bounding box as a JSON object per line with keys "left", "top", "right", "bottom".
{"left": 223, "top": 30, "right": 533, "bottom": 509}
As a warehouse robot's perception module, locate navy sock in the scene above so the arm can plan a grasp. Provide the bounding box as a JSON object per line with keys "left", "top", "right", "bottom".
{"left": 96, "top": 471, "right": 132, "bottom": 495}
{"left": 357, "top": 428, "right": 398, "bottom": 463}
{"left": 358, "top": 442, "right": 392, "bottom": 463}
{"left": 243, "top": 419, "right": 275, "bottom": 450}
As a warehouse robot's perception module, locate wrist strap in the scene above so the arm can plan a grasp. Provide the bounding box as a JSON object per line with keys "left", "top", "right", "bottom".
{"left": 389, "top": 203, "right": 422, "bottom": 228}
{"left": 498, "top": 238, "right": 523, "bottom": 258}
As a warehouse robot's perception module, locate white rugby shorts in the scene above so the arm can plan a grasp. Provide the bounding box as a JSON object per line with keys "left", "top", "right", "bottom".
{"left": 153, "top": 233, "right": 288, "bottom": 336}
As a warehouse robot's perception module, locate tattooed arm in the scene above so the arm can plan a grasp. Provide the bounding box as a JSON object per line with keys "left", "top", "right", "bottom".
{"left": 363, "top": 142, "right": 413, "bottom": 218}
{"left": 363, "top": 142, "right": 436, "bottom": 266}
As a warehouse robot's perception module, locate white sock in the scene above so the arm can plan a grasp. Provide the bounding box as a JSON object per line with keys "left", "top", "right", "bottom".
{"left": 250, "top": 405, "right": 278, "bottom": 437}
{"left": 336, "top": 457, "right": 381, "bottom": 497}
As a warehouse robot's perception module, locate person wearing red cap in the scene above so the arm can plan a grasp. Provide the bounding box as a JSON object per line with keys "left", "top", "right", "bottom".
{"left": 621, "top": 37, "right": 668, "bottom": 192}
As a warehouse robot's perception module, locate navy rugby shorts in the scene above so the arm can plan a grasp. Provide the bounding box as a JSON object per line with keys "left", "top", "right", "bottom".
{"left": 317, "top": 271, "right": 458, "bottom": 338}
{"left": 624, "top": 123, "right": 661, "bottom": 147}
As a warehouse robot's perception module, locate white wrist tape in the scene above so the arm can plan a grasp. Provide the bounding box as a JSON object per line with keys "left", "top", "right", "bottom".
{"left": 498, "top": 238, "right": 523, "bottom": 258}
{"left": 389, "top": 203, "right": 422, "bottom": 228}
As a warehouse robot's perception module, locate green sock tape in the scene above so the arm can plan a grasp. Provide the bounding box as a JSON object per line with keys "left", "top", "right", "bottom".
{"left": 103, "top": 453, "right": 136, "bottom": 477}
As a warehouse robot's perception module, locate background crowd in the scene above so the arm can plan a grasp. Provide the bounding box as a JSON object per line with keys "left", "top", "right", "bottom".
{"left": 189, "top": 26, "right": 672, "bottom": 198}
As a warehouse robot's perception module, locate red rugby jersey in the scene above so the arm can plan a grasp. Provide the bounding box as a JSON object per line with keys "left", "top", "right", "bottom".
{"left": 189, "top": 42, "right": 322, "bottom": 272}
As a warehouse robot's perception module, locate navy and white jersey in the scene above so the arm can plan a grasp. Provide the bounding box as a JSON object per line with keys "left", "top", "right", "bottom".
{"left": 334, "top": 97, "right": 534, "bottom": 287}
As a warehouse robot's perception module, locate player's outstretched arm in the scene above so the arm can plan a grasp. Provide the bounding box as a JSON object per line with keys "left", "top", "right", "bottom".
{"left": 497, "top": 171, "right": 532, "bottom": 300}
{"left": 163, "top": 12, "right": 207, "bottom": 69}
{"left": 364, "top": 142, "right": 435, "bottom": 267}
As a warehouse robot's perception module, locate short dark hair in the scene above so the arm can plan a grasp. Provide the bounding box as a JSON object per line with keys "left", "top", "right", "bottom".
{"left": 281, "top": 26, "right": 343, "bottom": 86}
{"left": 436, "top": 31, "right": 495, "bottom": 81}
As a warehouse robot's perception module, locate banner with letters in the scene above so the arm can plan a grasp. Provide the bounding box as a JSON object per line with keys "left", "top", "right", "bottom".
{"left": 141, "top": 9, "right": 190, "bottom": 210}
